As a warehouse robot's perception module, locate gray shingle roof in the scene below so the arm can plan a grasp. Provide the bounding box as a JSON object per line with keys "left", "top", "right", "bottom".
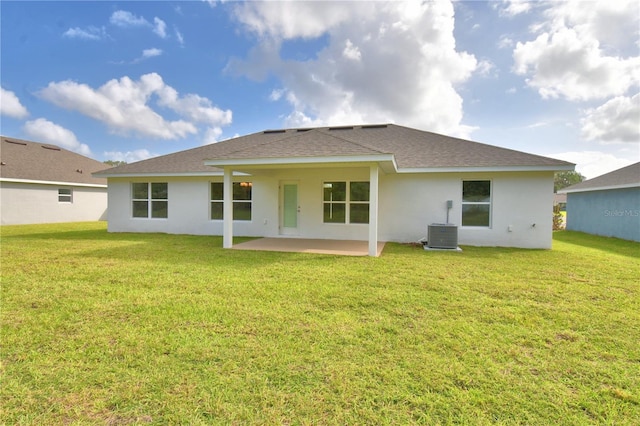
{"left": 1, "top": 136, "right": 108, "bottom": 186}
{"left": 95, "top": 124, "right": 574, "bottom": 176}
{"left": 561, "top": 162, "right": 640, "bottom": 193}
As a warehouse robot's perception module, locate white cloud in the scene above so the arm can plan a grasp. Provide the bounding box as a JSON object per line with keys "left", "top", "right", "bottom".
{"left": 156, "top": 84, "right": 233, "bottom": 126}
{"left": 110, "top": 10, "right": 149, "bottom": 27}
{"left": 581, "top": 93, "right": 640, "bottom": 143}
{"left": 526, "top": 121, "right": 551, "bottom": 129}
{"left": 38, "top": 73, "right": 232, "bottom": 140}
{"left": 202, "top": 127, "right": 223, "bottom": 145}
{"left": 269, "top": 89, "right": 284, "bottom": 101}
{"left": 142, "top": 48, "right": 163, "bottom": 59}
{"left": 154, "top": 17, "right": 167, "bottom": 38}
{"left": 476, "top": 60, "right": 496, "bottom": 77}
{"left": 549, "top": 151, "right": 635, "bottom": 179}
{"left": 109, "top": 10, "right": 167, "bottom": 39}
{"left": 1, "top": 87, "right": 29, "bottom": 119}
{"left": 342, "top": 39, "right": 361, "bottom": 61}
{"left": 175, "top": 28, "right": 185, "bottom": 46}
{"left": 128, "top": 48, "right": 162, "bottom": 64}
{"left": 23, "top": 118, "right": 92, "bottom": 157}
{"left": 547, "top": 0, "right": 640, "bottom": 50}
{"left": 513, "top": 0, "right": 640, "bottom": 102}
{"left": 63, "top": 26, "right": 107, "bottom": 41}
{"left": 497, "top": 35, "right": 514, "bottom": 49}
{"left": 229, "top": 1, "right": 477, "bottom": 137}
{"left": 103, "top": 149, "right": 155, "bottom": 163}
{"left": 232, "top": 1, "right": 353, "bottom": 39}
{"left": 498, "top": 0, "right": 532, "bottom": 17}
{"left": 509, "top": 0, "right": 640, "bottom": 152}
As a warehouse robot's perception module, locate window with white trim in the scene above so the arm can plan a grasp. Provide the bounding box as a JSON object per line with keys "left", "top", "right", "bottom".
{"left": 132, "top": 182, "right": 168, "bottom": 218}
{"left": 323, "top": 181, "right": 369, "bottom": 224}
{"left": 462, "top": 180, "right": 491, "bottom": 227}
{"left": 58, "top": 188, "right": 72, "bottom": 203}
{"left": 210, "top": 182, "right": 252, "bottom": 221}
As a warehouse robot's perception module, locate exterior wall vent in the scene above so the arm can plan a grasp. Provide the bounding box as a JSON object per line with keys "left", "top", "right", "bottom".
{"left": 427, "top": 223, "right": 458, "bottom": 249}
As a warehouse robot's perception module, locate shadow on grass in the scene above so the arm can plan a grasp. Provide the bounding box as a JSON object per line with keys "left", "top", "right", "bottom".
{"left": 553, "top": 230, "right": 640, "bottom": 259}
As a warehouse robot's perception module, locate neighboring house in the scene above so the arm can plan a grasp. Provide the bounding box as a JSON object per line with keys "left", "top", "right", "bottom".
{"left": 95, "top": 124, "right": 574, "bottom": 255}
{"left": 0, "top": 136, "right": 108, "bottom": 225}
{"left": 559, "top": 162, "right": 640, "bottom": 242}
{"left": 553, "top": 193, "right": 567, "bottom": 211}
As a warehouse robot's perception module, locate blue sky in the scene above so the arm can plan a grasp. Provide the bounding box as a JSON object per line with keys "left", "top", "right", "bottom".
{"left": 1, "top": 0, "right": 638, "bottom": 179}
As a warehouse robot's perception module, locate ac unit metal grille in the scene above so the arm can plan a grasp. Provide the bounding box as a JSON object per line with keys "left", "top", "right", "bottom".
{"left": 427, "top": 224, "right": 458, "bottom": 249}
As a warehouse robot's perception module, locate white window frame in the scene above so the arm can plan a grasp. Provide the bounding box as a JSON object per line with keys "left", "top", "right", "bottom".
{"left": 461, "top": 180, "right": 492, "bottom": 228}
{"left": 131, "top": 182, "right": 168, "bottom": 219}
{"left": 322, "top": 181, "right": 370, "bottom": 224}
{"left": 210, "top": 181, "right": 253, "bottom": 221}
{"left": 58, "top": 188, "right": 72, "bottom": 203}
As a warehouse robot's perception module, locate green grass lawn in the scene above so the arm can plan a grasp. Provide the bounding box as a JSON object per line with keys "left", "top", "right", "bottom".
{"left": 2, "top": 222, "right": 639, "bottom": 425}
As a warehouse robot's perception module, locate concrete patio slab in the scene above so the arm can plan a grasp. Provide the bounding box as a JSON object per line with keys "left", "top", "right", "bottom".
{"left": 232, "top": 238, "right": 386, "bottom": 256}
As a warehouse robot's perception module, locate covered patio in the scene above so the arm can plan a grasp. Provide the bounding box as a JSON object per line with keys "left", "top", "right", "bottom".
{"left": 207, "top": 160, "right": 393, "bottom": 257}
{"left": 233, "top": 238, "right": 386, "bottom": 256}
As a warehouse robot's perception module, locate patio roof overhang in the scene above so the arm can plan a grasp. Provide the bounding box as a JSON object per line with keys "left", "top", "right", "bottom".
{"left": 203, "top": 154, "right": 398, "bottom": 174}
{"left": 215, "top": 158, "right": 385, "bottom": 257}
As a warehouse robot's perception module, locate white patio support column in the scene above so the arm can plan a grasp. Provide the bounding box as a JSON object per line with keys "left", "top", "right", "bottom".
{"left": 368, "top": 164, "right": 379, "bottom": 257}
{"left": 223, "top": 167, "right": 233, "bottom": 249}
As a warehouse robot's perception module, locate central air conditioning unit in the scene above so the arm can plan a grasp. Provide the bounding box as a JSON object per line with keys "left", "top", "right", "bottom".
{"left": 427, "top": 223, "right": 458, "bottom": 249}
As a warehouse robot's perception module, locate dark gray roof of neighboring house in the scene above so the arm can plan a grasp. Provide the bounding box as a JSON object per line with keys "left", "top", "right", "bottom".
{"left": 95, "top": 124, "right": 574, "bottom": 177}
{"left": 561, "top": 162, "right": 640, "bottom": 193}
{"left": 1, "top": 136, "right": 108, "bottom": 186}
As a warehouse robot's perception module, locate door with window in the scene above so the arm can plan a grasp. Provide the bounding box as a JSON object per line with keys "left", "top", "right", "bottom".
{"left": 280, "top": 181, "right": 299, "bottom": 235}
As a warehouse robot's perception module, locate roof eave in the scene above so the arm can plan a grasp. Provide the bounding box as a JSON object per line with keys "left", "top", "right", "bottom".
{"left": 559, "top": 182, "right": 640, "bottom": 194}
{"left": 396, "top": 164, "right": 575, "bottom": 174}
{"left": 93, "top": 171, "right": 250, "bottom": 179}
{"left": 0, "top": 177, "right": 107, "bottom": 188}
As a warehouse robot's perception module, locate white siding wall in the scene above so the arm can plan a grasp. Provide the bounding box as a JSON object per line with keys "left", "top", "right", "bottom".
{"left": 0, "top": 182, "right": 107, "bottom": 225}
{"left": 106, "top": 170, "right": 555, "bottom": 248}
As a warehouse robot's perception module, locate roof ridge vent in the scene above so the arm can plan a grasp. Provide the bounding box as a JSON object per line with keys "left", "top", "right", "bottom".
{"left": 263, "top": 129, "right": 286, "bottom": 134}
{"left": 328, "top": 126, "right": 354, "bottom": 131}
{"left": 41, "top": 145, "right": 61, "bottom": 151}
{"left": 4, "top": 139, "right": 27, "bottom": 146}
{"left": 296, "top": 128, "right": 312, "bottom": 132}
{"left": 361, "top": 124, "right": 388, "bottom": 129}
